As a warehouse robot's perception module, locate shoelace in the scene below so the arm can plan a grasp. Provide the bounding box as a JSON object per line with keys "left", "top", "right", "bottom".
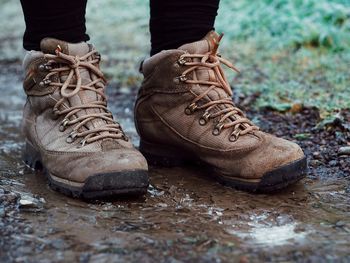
{"left": 177, "top": 52, "right": 259, "bottom": 142}
{"left": 41, "top": 46, "right": 126, "bottom": 146}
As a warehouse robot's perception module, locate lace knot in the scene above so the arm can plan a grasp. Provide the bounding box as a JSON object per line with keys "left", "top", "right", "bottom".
{"left": 70, "top": 56, "right": 80, "bottom": 69}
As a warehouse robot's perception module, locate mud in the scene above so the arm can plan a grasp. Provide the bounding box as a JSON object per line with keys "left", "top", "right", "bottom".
{"left": 0, "top": 63, "right": 349, "bottom": 263}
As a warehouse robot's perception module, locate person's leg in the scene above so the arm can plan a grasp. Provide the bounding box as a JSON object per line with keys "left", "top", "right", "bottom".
{"left": 20, "top": 0, "right": 89, "bottom": 51}
{"left": 149, "top": 0, "right": 220, "bottom": 55}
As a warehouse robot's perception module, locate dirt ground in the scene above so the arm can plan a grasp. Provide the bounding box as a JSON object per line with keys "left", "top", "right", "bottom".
{"left": 0, "top": 63, "right": 349, "bottom": 263}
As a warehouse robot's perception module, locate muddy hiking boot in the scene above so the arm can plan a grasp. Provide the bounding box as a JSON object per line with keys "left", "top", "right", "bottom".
{"left": 135, "top": 31, "right": 307, "bottom": 192}
{"left": 22, "top": 38, "right": 149, "bottom": 199}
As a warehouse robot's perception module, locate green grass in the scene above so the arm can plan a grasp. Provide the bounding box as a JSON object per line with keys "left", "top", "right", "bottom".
{"left": 0, "top": 0, "right": 349, "bottom": 112}
{"left": 216, "top": 0, "right": 350, "bottom": 112}
{"left": 217, "top": 0, "right": 350, "bottom": 51}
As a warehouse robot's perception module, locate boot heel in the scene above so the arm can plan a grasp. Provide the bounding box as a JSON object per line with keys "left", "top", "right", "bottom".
{"left": 139, "top": 140, "right": 188, "bottom": 167}
{"left": 23, "top": 140, "right": 43, "bottom": 170}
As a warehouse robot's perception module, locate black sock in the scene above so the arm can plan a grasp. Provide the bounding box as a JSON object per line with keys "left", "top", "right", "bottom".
{"left": 20, "top": 0, "right": 89, "bottom": 51}
{"left": 149, "top": 0, "right": 220, "bottom": 56}
{"left": 20, "top": 0, "right": 220, "bottom": 54}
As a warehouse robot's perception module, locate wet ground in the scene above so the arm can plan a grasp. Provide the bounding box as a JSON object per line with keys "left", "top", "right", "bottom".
{"left": 0, "top": 63, "right": 349, "bottom": 263}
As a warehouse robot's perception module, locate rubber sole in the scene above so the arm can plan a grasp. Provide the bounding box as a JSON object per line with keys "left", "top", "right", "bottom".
{"left": 140, "top": 140, "right": 307, "bottom": 193}
{"left": 22, "top": 141, "right": 149, "bottom": 199}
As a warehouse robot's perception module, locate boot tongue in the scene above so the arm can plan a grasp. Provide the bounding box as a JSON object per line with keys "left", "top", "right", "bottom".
{"left": 178, "top": 31, "right": 224, "bottom": 85}
{"left": 178, "top": 31, "right": 221, "bottom": 54}
{"left": 41, "top": 38, "right": 108, "bottom": 139}
{"left": 178, "top": 31, "right": 232, "bottom": 120}
{"left": 40, "top": 38, "right": 90, "bottom": 56}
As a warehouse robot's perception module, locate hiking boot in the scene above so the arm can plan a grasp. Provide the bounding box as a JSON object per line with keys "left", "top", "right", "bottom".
{"left": 135, "top": 31, "right": 307, "bottom": 192}
{"left": 22, "top": 38, "right": 149, "bottom": 199}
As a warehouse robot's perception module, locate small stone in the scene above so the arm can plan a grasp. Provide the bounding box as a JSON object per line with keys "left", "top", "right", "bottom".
{"left": 335, "top": 221, "right": 346, "bottom": 227}
{"left": 329, "top": 160, "right": 337, "bottom": 166}
{"left": 312, "top": 152, "right": 321, "bottom": 159}
{"left": 23, "top": 227, "right": 33, "bottom": 234}
{"left": 18, "top": 194, "right": 45, "bottom": 211}
{"left": 156, "top": 203, "right": 168, "bottom": 208}
{"left": 338, "top": 146, "right": 350, "bottom": 155}
{"left": 19, "top": 199, "right": 34, "bottom": 206}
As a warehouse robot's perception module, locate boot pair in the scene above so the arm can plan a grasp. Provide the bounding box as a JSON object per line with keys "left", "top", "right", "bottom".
{"left": 22, "top": 32, "right": 306, "bottom": 199}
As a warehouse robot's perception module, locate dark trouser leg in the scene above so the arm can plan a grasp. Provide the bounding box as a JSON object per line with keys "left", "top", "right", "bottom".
{"left": 149, "top": 0, "right": 220, "bottom": 56}
{"left": 20, "top": 0, "right": 89, "bottom": 51}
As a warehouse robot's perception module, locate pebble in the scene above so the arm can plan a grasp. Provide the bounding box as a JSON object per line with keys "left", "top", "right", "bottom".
{"left": 338, "top": 146, "right": 350, "bottom": 155}
{"left": 329, "top": 160, "right": 337, "bottom": 166}
{"left": 312, "top": 151, "right": 321, "bottom": 160}
{"left": 19, "top": 194, "right": 46, "bottom": 212}
{"left": 335, "top": 221, "right": 346, "bottom": 227}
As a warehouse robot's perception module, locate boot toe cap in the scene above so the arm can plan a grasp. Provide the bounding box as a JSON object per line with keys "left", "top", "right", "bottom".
{"left": 245, "top": 135, "right": 306, "bottom": 180}
{"left": 47, "top": 148, "right": 148, "bottom": 184}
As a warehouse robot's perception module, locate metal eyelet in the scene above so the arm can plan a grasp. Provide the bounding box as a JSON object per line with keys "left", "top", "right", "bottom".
{"left": 199, "top": 112, "right": 211, "bottom": 125}
{"left": 38, "top": 64, "right": 45, "bottom": 71}
{"left": 229, "top": 130, "right": 240, "bottom": 142}
{"left": 212, "top": 123, "right": 224, "bottom": 136}
{"left": 38, "top": 63, "right": 52, "bottom": 72}
{"left": 212, "top": 128, "right": 220, "bottom": 136}
{"left": 177, "top": 57, "right": 187, "bottom": 65}
{"left": 179, "top": 75, "right": 187, "bottom": 82}
{"left": 199, "top": 118, "right": 207, "bottom": 126}
{"left": 79, "top": 139, "right": 87, "bottom": 148}
{"left": 39, "top": 79, "right": 51, "bottom": 87}
{"left": 185, "top": 107, "right": 192, "bottom": 115}
{"left": 59, "top": 118, "right": 69, "bottom": 132}
{"left": 66, "top": 131, "right": 77, "bottom": 143}
{"left": 44, "top": 64, "right": 52, "bottom": 71}
{"left": 55, "top": 45, "right": 62, "bottom": 54}
{"left": 229, "top": 134, "right": 238, "bottom": 142}
{"left": 174, "top": 74, "right": 188, "bottom": 84}
{"left": 185, "top": 103, "right": 197, "bottom": 115}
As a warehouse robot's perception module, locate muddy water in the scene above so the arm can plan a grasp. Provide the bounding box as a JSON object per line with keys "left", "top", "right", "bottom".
{"left": 0, "top": 64, "right": 349, "bottom": 262}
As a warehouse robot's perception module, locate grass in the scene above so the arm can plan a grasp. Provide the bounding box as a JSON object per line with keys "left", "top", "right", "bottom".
{"left": 0, "top": 0, "right": 349, "bottom": 112}
{"left": 216, "top": 0, "right": 350, "bottom": 112}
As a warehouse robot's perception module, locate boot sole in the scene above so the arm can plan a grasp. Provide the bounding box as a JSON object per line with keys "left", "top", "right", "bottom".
{"left": 140, "top": 140, "right": 307, "bottom": 193}
{"left": 23, "top": 141, "right": 149, "bottom": 199}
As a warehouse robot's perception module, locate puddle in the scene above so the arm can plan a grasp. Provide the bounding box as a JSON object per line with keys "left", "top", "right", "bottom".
{"left": 229, "top": 213, "right": 310, "bottom": 247}
{"left": 252, "top": 223, "right": 304, "bottom": 245}
{"left": 1, "top": 63, "right": 349, "bottom": 262}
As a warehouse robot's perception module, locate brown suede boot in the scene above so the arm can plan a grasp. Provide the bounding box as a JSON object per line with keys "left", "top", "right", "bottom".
{"left": 22, "top": 38, "right": 149, "bottom": 199}
{"left": 135, "top": 31, "right": 307, "bottom": 192}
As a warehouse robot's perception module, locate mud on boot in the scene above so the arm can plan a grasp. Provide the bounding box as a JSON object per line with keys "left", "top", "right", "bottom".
{"left": 22, "top": 38, "right": 149, "bottom": 199}
{"left": 135, "top": 31, "right": 307, "bottom": 193}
